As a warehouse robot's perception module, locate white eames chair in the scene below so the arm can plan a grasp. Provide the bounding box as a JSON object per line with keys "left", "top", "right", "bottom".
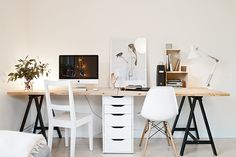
{"left": 44, "top": 80, "right": 93, "bottom": 157}
{"left": 139, "top": 86, "right": 179, "bottom": 157}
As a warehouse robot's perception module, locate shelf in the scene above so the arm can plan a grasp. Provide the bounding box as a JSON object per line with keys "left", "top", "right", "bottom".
{"left": 166, "top": 71, "right": 188, "bottom": 74}
{"left": 165, "top": 49, "right": 181, "bottom": 52}
{"left": 165, "top": 48, "right": 188, "bottom": 87}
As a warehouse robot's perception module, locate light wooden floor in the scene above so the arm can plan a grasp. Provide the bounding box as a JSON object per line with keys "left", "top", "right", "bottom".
{"left": 51, "top": 138, "right": 236, "bottom": 157}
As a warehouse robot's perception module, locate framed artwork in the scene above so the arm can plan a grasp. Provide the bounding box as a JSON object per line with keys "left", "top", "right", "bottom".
{"left": 110, "top": 37, "right": 147, "bottom": 88}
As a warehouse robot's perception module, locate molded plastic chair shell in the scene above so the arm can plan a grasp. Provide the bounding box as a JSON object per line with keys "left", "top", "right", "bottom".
{"left": 141, "top": 86, "right": 178, "bottom": 121}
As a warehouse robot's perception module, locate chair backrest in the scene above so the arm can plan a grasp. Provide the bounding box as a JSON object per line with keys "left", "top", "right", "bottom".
{"left": 141, "top": 86, "right": 178, "bottom": 121}
{"left": 44, "top": 80, "right": 76, "bottom": 122}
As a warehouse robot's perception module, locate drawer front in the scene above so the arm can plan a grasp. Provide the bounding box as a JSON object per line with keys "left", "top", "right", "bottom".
{"left": 103, "top": 96, "right": 132, "bottom": 105}
{"left": 105, "top": 126, "right": 131, "bottom": 139}
{"left": 104, "top": 139, "right": 132, "bottom": 153}
{"left": 104, "top": 104, "right": 131, "bottom": 114}
{"left": 104, "top": 114, "right": 131, "bottom": 126}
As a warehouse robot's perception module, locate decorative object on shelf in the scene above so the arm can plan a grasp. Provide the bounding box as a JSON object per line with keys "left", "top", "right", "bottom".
{"left": 188, "top": 45, "right": 219, "bottom": 87}
{"left": 8, "top": 56, "right": 50, "bottom": 90}
{"left": 165, "top": 43, "right": 173, "bottom": 49}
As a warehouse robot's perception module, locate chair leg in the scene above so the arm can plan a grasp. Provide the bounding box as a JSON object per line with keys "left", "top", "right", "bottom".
{"left": 88, "top": 116, "right": 93, "bottom": 151}
{"left": 70, "top": 127, "right": 76, "bottom": 157}
{"left": 65, "top": 128, "right": 69, "bottom": 147}
{"left": 143, "top": 121, "right": 152, "bottom": 157}
{"left": 139, "top": 120, "right": 149, "bottom": 147}
{"left": 163, "top": 121, "right": 170, "bottom": 146}
{"left": 166, "top": 122, "right": 179, "bottom": 157}
{"left": 48, "top": 125, "right": 53, "bottom": 151}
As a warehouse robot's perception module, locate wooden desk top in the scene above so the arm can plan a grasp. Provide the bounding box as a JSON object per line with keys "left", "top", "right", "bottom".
{"left": 7, "top": 87, "right": 230, "bottom": 97}
{"left": 174, "top": 87, "right": 230, "bottom": 96}
{"left": 7, "top": 87, "right": 118, "bottom": 96}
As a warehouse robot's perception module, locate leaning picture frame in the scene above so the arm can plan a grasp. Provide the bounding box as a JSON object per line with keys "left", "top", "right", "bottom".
{"left": 110, "top": 37, "right": 147, "bottom": 88}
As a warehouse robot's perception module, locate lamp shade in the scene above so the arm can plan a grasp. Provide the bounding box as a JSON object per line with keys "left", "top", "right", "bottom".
{"left": 187, "top": 45, "right": 220, "bottom": 87}
{"left": 134, "top": 38, "right": 146, "bottom": 54}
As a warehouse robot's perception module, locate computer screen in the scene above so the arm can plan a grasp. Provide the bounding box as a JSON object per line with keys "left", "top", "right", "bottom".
{"left": 59, "top": 55, "right": 99, "bottom": 83}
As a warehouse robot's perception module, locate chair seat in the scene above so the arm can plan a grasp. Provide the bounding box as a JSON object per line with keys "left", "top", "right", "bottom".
{"left": 52, "top": 112, "right": 92, "bottom": 127}
{"left": 55, "top": 112, "right": 91, "bottom": 120}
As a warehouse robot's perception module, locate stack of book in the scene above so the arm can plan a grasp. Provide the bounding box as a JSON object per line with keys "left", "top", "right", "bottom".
{"left": 166, "top": 79, "right": 183, "bottom": 87}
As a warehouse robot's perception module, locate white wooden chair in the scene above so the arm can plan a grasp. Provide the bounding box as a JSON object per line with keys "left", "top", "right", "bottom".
{"left": 44, "top": 80, "right": 93, "bottom": 157}
{"left": 139, "top": 86, "right": 179, "bottom": 157}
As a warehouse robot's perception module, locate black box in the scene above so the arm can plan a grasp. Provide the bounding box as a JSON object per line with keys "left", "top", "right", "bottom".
{"left": 156, "top": 65, "right": 166, "bottom": 86}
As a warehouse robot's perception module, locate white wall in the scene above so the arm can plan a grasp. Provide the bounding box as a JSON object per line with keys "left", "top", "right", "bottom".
{"left": 1, "top": 0, "right": 236, "bottom": 138}
{"left": 0, "top": 0, "right": 30, "bottom": 129}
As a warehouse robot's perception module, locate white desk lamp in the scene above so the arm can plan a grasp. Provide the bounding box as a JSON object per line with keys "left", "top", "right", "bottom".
{"left": 188, "top": 45, "right": 219, "bottom": 87}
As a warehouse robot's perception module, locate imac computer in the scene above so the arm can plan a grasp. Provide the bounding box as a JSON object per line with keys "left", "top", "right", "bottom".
{"left": 59, "top": 55, "right": 99, "bottom": 89}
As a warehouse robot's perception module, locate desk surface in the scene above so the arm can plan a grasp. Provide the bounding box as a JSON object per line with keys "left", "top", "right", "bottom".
{"left": 7, "top": 87, "right": 230, "bottom": 97}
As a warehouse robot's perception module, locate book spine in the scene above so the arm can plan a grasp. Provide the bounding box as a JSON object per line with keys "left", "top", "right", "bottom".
{"left": 174, "top": 59, "right": 180, "bottom": 71}
{"left": 168, "top": 54, "right": 173, "bottom": 71}
{"left": 166, "top": 55, "right": 169, "bottom": 71}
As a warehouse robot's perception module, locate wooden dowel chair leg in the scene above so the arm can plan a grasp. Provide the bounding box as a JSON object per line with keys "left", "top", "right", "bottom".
{"left": 139, "top": 120, "right": 149, "bottom": 147}
{"left": 166, "top": 122, "right": 179, "bottom": 157}
{"left": 143, "top": 121, "right": 152, "bottom": 157}
{"left": 163, "top": 121, "right": 171, "bottom": 146}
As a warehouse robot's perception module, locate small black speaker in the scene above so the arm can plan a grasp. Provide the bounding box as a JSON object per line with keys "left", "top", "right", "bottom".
{"left": 156, "top": 65, "right": 166, "bottom": 86}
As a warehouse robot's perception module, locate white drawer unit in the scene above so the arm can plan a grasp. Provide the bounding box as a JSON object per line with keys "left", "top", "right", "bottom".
{"left": 105, "top": 126, "right": 131, "bottom": 139}
{"left": 102, "top": 96, "right": 134, "bottom": 154}
{"left": 104, "top": 104, "right": 132, "bottom": 114}
{"left": 103, "top": 96, "right": 132, "bottom": 105}
{"left": 104, "top": 139, "right": 132, "bottom": 153}
{"left": 104, "top": 114, "right": 132, "bottom": 126}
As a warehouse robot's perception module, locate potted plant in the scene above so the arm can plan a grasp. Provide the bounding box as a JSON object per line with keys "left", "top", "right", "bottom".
{"left": 8, "top": 56, "right": 50, "bottom": 90}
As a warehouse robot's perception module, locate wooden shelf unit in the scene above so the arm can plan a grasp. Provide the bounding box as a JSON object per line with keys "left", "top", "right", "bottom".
{"left": 166, "top": 71, "right": 188, "bottom": 88}
{"left": 165, "top": 49, "right": 188, "bottom": 88}
{"left": 166, "top": 71, "right": 188, "bottom": 74}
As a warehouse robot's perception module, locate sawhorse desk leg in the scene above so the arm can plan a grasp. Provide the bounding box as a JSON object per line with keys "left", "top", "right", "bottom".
{"left": 20, "top": 95, "right": 62, "bottom": 139}
{"left": 172, "top": 96, "right": 200, "bottom": 138}
{"left": 172, "top": 96, "right": 217, "bottom": 156}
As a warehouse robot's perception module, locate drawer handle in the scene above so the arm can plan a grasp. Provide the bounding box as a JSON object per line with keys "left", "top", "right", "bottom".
{"left": 112, "top": 96, "right": 124, "bottom": 98}
{"left": 111, "top": 105, "right": 124, "bottom": 107}
{"left": 112, "top": 139, "right": 124, "bottom": 141}
{"left": 112, "top": 126, "right": 125, "bottom": 128}
{"left": 111, "top": 114, "right": 124, "bottom": 116}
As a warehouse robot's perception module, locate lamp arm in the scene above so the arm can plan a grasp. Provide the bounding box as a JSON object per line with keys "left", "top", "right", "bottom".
{"left": 206, "top": 61, "right": 218, "bottom": 87}
{"left": 208, "top": 55, "right": 219, "bottom": 62}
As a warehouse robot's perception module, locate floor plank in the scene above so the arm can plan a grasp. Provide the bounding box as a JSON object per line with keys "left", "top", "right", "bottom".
{"left": 51, "top": 138, "right": 236, "bottom": 157}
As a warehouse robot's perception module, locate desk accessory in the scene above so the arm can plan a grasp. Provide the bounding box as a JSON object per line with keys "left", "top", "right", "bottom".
{"left": 188, "top": 45, "right": 219, "bottom": 87}
{"left": 120, "top": 87, "right": 150, "bottom": 91}
{"left": 156, "top": 65, "right": 166, "bottom": 86}
{"left": 8, "top": 56, "right": 50, "bottom": 90}
{"left": 110, "top": 73, "right": 118, "bottom": 89}
{"left": 59, "top": 55, "right": 99, "bottom": 85}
